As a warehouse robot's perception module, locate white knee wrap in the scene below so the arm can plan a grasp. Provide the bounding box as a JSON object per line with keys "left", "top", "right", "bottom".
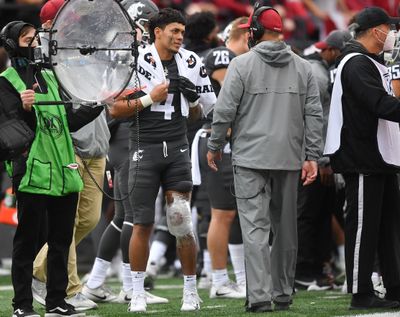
{"left": 166, "top": 194, "right": 193, "bottom": 238}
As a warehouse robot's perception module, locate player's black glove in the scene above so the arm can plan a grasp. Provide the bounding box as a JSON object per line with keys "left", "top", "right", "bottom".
{"left": 178, "top": 76, "right": 199, "bottom": 103}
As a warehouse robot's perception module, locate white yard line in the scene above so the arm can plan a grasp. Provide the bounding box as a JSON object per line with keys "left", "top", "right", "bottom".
{"left": 204, "top": 305, "right": 227, "bottom": 309}
{"left": 155, "top": 284, "right": 183, "bottom": 289}
{"left": 336, "top": 312, "right": 400, "bottom": 317}
{"left": 0, "top": 285, "right": 13, "bottom": 291}
{"left": 324, "top": 295, "right": 347, "bottom": 299}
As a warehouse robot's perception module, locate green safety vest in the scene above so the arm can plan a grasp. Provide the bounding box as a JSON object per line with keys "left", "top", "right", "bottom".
{"left": 1, "top": 67, "right": 83, "bottom": 196}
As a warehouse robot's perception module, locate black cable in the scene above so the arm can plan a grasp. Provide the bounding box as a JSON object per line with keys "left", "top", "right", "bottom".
{"left": 77, "top": 70, "right": 141, "bottom": 202}
{"left": 229, "top": 181, "right": 265, "bottom": 200}
{"left": 75, "top": 29, "right": 142, "bottom": 202}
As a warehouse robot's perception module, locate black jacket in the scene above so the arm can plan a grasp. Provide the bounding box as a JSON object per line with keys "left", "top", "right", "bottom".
{"left": 0, "top": 60, "right": 104, "bottom": 133}
{"left": 0, "top": 59, "right": 104, "bottom": 178}
{"left": 330, "top": 40, "right": 400, "bottom": 174}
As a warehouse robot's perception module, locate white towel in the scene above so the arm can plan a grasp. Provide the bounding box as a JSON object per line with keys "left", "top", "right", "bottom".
{"left": 191, "top": 129, "right": 207, "bottom": 185}
{"left": 133, "top": 44, "right": 216, "bottom": 117}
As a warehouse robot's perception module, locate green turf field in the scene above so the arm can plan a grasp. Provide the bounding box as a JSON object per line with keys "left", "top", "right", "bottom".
{"left": 1, "top": 274, "right": 400, "bottom": 317}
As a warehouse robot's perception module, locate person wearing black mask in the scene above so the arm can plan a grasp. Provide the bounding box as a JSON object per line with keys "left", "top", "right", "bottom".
{"left": 325, "top": 7, "right": 400, "bottom": 310}
{"left": 295, "top": 30, "right": 351, "bottom": 291}
{"left": 0, "top": 21, "right": 103, "bottom": 317}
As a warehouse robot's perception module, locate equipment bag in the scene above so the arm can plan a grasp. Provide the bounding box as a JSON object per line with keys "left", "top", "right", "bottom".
{"left": 0, "top": 116, "right": 34, "bottom": 161}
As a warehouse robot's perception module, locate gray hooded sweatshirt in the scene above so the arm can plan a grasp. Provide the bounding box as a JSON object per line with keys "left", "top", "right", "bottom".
{"left": 208, "top": 40, "right": 323, "bottom": 170}
{"left": 71, "top": 110, "right": 110, "bottom": 159}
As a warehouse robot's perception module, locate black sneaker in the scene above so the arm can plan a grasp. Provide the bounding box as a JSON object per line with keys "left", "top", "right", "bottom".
{"left": 12, "top": 308, "right": 40, "bottom": 317}
{"left": 45, "top": 303, "right": 86, "bottom": 316}
{"left": 274, "top": 300, "right": 292, "bottom": 311}
{"left": 245, "top": 301, "right": 273, "bottom": 313}
{"left": 350, "top": 293, "right": 400, "bottom": 310}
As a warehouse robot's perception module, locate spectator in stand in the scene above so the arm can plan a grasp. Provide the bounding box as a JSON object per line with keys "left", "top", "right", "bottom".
{"left": 152, "top": 0, "right": 190, "bottom": 11}
{"left": 14, "top": 0, "right": 45, "bottom": 27}
{"left": 374, "top": 0, "right": 400, "bottom": 17}
{"left": 303, "top": 0, "right": 354, "bottom": 37}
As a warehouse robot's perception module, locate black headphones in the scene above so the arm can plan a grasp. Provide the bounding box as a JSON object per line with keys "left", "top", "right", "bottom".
{"left": 0, "top": 21, "right": 33, "bottom": 55}
{"left": 0, "top": 21, "right": 23, "bottom": 53}
{"left": 249, "top": 6, "right": 279, "bottom": 42}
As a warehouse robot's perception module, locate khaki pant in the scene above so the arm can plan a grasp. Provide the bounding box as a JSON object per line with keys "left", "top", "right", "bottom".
{"left": 33, "top": 156, "right": 106, "bottom": 296}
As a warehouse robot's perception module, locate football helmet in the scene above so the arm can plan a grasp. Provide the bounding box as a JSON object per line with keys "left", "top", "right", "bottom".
{"left": 121, "top": 0, "right": 158, "bottom": 41}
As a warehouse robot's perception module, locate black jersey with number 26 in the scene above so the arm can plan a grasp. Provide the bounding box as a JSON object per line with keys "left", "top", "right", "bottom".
{"left": 204, "top": 46, "right": 236, "bottom": 96}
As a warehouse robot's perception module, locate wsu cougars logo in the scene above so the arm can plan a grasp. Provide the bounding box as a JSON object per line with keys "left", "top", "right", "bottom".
{"left": 199, "top": 65, "right": 207, "bottom": 78}
{"left": 127, "top": 2, "right": 145, "bottom": 19}
{"left": 186, "top": 55, "right": 197, "bottom": 69}
{"left": 132, "top": 150, "right": 144, "bottom": 162}
{"left": 144, "top": 52, "right": 157, "bottom": 69}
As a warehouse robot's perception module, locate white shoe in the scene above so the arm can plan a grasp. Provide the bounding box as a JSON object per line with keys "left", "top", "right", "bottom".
{"left": 210, "top": 280, "right": 246, "bottom": 299}
{"left": 32, "top": 277, "right": 46, "bottom": 306}
{"left": 145, "top": 291, "right": 169, "bottom": 304}
{"left": 146, "top": 261, "right": 159, "bottom": 278}
{"left": 197, "top": 271, "right": 211, "bottom": 289}
{"left": 115, "top": 289, "right": 169, "bottom": 304}
{"left": 115, "top": 289, "right": 131, "bottom": 304}
{"left": 342, "top": 279, "right": 347, "bottom": 294}
{"left": 0, "top": 267, "right": 10, "bottom": 276}
{"left": 128, "top": 293, "right": 147, "bottom": 313}
{"left": 181, "top": 290, "right": 202, "bottom": 311}
{"left": 82, "top": 284, "right": 117, "bottom": 303}
{"left": 372, "top": 273, "right": 386, "bottom": 299}
{"left": 65, "top": 293, "right": 98, "bottom": 311}
{"left": 307, "top": 284, "right": 332, "bottom": 291}
{"left": 236, "top": 280, "right": 247, "bottom": 297}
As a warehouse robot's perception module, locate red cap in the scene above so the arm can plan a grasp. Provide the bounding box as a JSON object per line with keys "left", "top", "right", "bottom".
{"left": 314, "top": 41, "right": 328, "bottom": 50}
{"left": 239, "top": 9, "right": 283, "bottom": 33}
{"left": 40, "top": 0, "right": 65, "bottom": 24}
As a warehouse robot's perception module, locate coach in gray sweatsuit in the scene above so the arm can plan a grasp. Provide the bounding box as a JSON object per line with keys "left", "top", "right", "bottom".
{"left": 207, "top": 7, "right": 323, "bottom": 312}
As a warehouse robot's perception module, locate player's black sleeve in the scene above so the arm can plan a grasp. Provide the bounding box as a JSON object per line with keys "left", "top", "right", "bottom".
{"left": 204, "top": 47, "right": 236, "bottom": 77}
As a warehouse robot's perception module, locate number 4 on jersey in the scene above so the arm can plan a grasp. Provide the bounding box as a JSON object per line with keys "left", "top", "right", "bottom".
{"left": 150, "top": 94, "right": 175, "bottom": 120}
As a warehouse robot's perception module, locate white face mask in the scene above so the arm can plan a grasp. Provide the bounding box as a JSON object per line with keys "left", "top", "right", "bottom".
{"left": 376, "top": 28, "right": 397, "bottom": 52}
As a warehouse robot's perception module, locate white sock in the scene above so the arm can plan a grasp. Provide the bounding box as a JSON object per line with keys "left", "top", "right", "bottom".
{"left": 212, "top": 269, "right": 229, "bottom": 289}
{"left": 174, "top": 259, "right": 181, "bottom": 270}
{"left": 86, "top": 258, "right": 111, "bottom": 289}
{"left": 131, "top": 271, "right": 145, "bottom": 295}
{"left": 184, "top": 275, "right": 197, "bottom": 292}
{"left": 148, "top": 240, "right": 168, "bottom": 266}
{"left": 338, "top": 244, "right": 345, "bottom": 262}
{"left": 228, "top": 244, "right": 246, "bottom": 285}
{"left": 203, "top": 250, "right": 212, "bottom": 275}
{"left": 122, "top": 263, "right": 132, "bottom": 292}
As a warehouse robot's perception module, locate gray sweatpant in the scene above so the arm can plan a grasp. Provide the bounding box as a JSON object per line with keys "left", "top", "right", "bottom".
{"left": 233, "top": 166, "right": 299, "bottom": 306}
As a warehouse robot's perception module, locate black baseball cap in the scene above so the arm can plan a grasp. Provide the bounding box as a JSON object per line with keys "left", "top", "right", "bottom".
{"left": 355, "top": 7, "right": 400, "bottom": 31}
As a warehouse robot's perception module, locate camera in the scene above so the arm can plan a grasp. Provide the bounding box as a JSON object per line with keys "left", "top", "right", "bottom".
{"left": 33, "top": 46, "right": 45, "bottom": 64}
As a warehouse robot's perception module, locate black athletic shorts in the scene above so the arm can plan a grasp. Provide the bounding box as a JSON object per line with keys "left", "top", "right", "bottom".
{"left": 198, "top": 135, "right": 237, "bottom": 210}
{"left": 128, "top": 138, "right": 192, "bottom": 224}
